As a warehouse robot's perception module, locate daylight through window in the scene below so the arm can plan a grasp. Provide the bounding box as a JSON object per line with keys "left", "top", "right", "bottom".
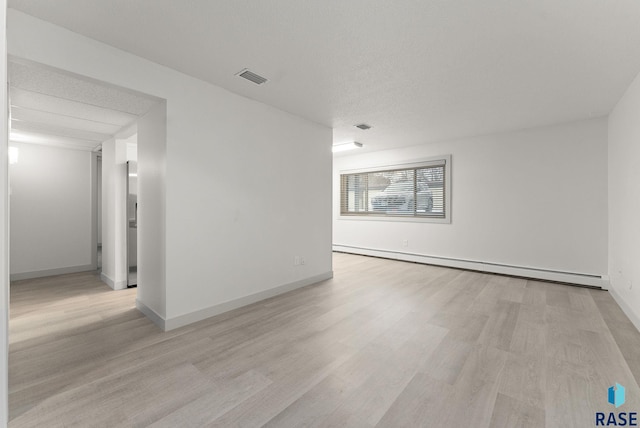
{"left": 340, "top": 157, "right": 449, "bottom": 220}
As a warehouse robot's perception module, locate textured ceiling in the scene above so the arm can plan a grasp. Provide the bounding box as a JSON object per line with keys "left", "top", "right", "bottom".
{"left": 9, "top": 60, "right": 159, "bottom": 151}
{"left": 7, "top": 1, "right": 640, "bottom": 154}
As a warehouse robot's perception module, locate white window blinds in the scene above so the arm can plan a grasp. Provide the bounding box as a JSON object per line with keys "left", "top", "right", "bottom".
{"left": 340, "top": 158, "right": 448, "bottom": 219}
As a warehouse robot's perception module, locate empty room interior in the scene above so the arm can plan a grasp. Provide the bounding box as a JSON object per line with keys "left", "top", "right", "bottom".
{"left": 1, "top": 1, "right": 640, "bottom": 427}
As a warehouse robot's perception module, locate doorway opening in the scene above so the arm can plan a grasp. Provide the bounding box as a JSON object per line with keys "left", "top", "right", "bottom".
{"left": 8, "top": 58, "right": 162, "bottom": 297}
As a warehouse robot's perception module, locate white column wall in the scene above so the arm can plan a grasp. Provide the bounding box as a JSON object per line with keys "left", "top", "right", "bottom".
{"left": 608, "top": 70, "right": 640, "bottom": 330}
{"left": 136, "top": 102, "right": 166, "bottom": 321}
{"left": 1, "top": 1, "right": 9, "bottom": 425}
{"left": 100, "top": 138, "right": 127, "bottom": 290}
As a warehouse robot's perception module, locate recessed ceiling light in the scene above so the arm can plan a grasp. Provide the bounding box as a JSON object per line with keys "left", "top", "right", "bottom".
{"left": 332, "top": 141, "right": 363, "bottom": 153}
{"left": 235, "top": 68, "right": 268, "bottom": 85}
{"left": 355, "top": 123, "right": 372, "bottom": 130}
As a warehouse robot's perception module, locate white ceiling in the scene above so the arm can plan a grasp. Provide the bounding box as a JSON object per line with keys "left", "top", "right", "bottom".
{"left": 7, "top": 1, "right": 640, "bottom": 154}
{"left": 9, "top": 60, "right": 158, "bottom": 151}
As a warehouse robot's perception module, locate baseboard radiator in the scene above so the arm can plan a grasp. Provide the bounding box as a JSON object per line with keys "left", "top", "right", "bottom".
{"left": 332, "top": 244, "right": 608, "bottom": 289}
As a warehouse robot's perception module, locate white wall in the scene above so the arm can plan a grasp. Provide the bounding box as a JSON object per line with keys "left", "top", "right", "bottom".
{"left": 608, "top": 70, "right": 640, "bottom": 330}
{"left": 164, "top": 94, "right": 332, "bottom": 326}
{"left": 9, "top": 143, "right": 95, "bottom": 280}
{"left": 125, "top": 137, "right": 137, "bottom": 270}
{"left": 97, "top": 157, "right": 101, "bottom": 245}
{"left": 0, "top": 2, "right": 9, "bottom": 424}
{"left": 7, "top": 10, "right": 333, "bottom": 330}
{"left": 100, "top": 138, "right": 127, "bottom": 289}
{"left": 137, "top": 102, "right": 166, "bottom": 320}
{"left": 334, "top": 118, "right": 608, "bottom": 286}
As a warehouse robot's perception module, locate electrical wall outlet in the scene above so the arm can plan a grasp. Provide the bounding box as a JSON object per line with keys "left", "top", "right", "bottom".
{"left": 294, "top": 256, "right": 300, "bottom": 266}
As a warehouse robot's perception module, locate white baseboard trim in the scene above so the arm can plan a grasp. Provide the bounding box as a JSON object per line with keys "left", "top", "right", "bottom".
{"left": 100, "top": 272, "right": 127, "bottom": 290}
{"left": 609, "top": 287, "right": 640, "bottom": 333}
{"left": 136, "top": 299, "right": 166, "bottom": 330}
{"left": 162, "top": 271, "right": 334, "bottom": 331}
{"left": 10, "top": 264, "right": 96, "bottom": 281}
{"left": 333, "top": 245, "right": 608, "bottom": 288}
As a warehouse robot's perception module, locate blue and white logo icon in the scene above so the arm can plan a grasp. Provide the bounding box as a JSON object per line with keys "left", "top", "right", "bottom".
{"left": 609, "top": 383, "right": 626, "bottom": 408}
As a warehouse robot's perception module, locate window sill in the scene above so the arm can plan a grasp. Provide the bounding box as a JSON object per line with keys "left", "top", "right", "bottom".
{"left": 338, "top": 214, "right": 451, "bottom": 224}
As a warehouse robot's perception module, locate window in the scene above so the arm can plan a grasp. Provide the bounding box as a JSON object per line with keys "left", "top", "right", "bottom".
{"left": 340, "top": 156, "right": 450, "bottom": 222}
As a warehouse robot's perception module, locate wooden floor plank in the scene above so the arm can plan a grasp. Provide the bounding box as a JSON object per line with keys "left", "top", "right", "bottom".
{"left": 376, "top": 373, "right": 452, "bottom": 428}
{"left": 489, "top": 393, "right": 545, "bottom": 428}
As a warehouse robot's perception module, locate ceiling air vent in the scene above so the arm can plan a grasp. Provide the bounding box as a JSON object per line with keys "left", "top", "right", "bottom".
{"left": 236, "top": 69, "right": 268, "bottom": 85}
{"left": 355, "top": 123, "right": 372, "bottom": 130}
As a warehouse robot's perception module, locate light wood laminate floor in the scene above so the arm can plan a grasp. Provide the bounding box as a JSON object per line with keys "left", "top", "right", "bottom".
{"left": 9, "top": 253, "right": 640, "bottom": 427}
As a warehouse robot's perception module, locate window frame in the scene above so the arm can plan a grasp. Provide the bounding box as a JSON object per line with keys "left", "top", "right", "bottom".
{"left": 338, "top": 155, "right": 451, "bottom": 224}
